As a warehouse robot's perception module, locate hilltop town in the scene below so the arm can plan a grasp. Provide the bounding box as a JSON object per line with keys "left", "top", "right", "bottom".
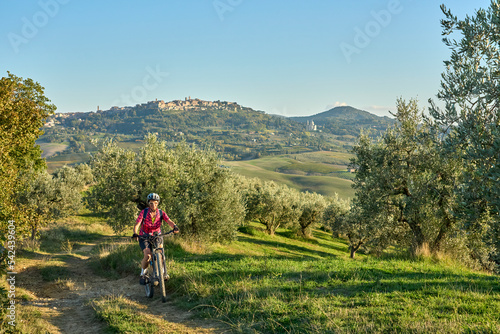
{"left": 44, "top": 97, "right": 254, "bottom": 128}
{"left": 108, "top": 97, "right": 248, "bottom": 113}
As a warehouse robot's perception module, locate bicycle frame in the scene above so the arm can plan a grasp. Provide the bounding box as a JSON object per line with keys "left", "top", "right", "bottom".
{"left": 138, "top": 230, "right": 173, "bottom": 302}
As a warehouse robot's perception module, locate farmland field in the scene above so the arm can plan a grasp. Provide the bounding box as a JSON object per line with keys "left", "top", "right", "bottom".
{"left": 37, "top": 140, "right": 69, "bottom": 158}
{"left": 224, "top": 153, "right": 356, "bottom": 199}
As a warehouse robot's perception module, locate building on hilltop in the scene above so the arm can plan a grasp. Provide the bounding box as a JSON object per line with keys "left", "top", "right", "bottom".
{"left": 306, "top": 120, "right": 317, "bottom": 131}
{"left": 108, "top": 97, "right": 243, "bottom": 112}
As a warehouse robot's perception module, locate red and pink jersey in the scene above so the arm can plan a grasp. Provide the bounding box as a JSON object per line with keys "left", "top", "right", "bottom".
{"left": 136, "top": 208, "right": 175, "bottom": 235}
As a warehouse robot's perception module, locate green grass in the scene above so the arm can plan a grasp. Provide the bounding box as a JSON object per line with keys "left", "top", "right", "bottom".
{"left": 92, "top": 222, "right": 500, "bottom": 333}
{"left": 285, "top": 150, "right": 354, "bottom": 165}
{"left": 160, "top": 229, "right": 500, "bottom": 333}
{"left": 40, "top": 262, "right": 71, "bottom": 282}
{"left": 92, "top": 296, "right": 162, "bottom": 333}
{"left": 91, "top": 295, "right": 218, "bottom": 333}
{"left": 90, "top": 241, "right": 141, "bottom": 279}
{"left": 26, "top": 213, "right": 500, "bottom": 333}
{"left": 277, "top": 161, "right": 344, "bottom": 174}
{"left": 39, "top": 211, "right": 113, "bottom": 253}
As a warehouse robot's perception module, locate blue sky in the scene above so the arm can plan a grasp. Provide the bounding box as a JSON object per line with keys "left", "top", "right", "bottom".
{"left": 0, "top": 0, "right": 492, "bottom": 117}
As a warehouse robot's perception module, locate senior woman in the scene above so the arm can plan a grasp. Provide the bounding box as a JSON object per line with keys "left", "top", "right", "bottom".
{"left": 133, "top": 193, "right": 179, "bottom": 284}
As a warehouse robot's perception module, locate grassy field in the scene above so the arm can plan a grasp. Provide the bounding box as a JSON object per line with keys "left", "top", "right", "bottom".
{"left": 224, "top": 154, "right": 356, "bottom": 199}
{"left": 15, "top": 214, "right": 500, "bottom": 333}
{"left": 45, "top": 152, "right": 91, "bottom": 173}
{"left": 285, "top": 150, "right": 354, "bottom": 165}
{"left": 38, "top": 141, "right": 69, "bottom": 159}
{"left": 167, "top": 226, "right": 500, "bottom": 333}
{"left": 40, "top": 138, "right": 145, "bottom": 173}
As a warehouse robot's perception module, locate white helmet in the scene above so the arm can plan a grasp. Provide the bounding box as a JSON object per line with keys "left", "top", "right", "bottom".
{"left": 147, "top": 193, "right": 160, "bottom": 202}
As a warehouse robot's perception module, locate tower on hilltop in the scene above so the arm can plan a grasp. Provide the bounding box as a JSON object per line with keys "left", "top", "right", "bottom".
{"left": 306, "top": 120, "right": 317, "bottom": 131}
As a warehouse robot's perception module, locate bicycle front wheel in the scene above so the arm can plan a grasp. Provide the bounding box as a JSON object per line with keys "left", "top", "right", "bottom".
{"left": 145, "top": 262, "right": 154, "bottom": 298}
{"left": 155, "top": 250, "right": 167, "bottom": 303}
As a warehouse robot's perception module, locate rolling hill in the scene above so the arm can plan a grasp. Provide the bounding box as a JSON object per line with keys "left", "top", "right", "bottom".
{"left": 291, "top": 105, "right": 395, "bottom": 136}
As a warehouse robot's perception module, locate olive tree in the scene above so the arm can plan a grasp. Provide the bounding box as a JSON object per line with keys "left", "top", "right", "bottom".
{"left": 86, "top": 139, "right": 139, "bottom": 232}
{"left": 0, "top": 72, "right": 55, "bottom": 323}
{"left": 0, "top": 72, "right": 55, "bottom": 225}
{"left": 429, "top": 1, "right": 500, "bottom": 268}
{"left": 245, "top": 180, "right": 301, "bottom": 235}
{"left": 297, "top": 192, "right": 327, "bottom": 238}
{"left": 165, "top": 142, "right": 245, "bottom": 243}
{"left": 349, "top": 99, "right": 462, "bottom": 256}
{"left": 16, "top": 165, "right": 88, "bottom": 240}
{"left": 87, "top": 134, "right": 244, "bottom": 243}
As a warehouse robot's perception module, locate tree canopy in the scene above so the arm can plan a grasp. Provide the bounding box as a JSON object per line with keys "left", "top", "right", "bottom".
{"left": 0, "top": 72, "right": 55, "bottom": 222}
{"left": 87, "top": 134, "right": 245, "bottom": 243}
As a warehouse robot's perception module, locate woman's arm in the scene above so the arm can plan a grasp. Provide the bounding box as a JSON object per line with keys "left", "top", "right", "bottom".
{"left": 134, "top": 209, "right": 145, "bottom": 236}
{"left": 162, "top": 211, "right": 179, "bottom": 233}
{"left": 133, "top": 220, "right": 142, "bottom": 235}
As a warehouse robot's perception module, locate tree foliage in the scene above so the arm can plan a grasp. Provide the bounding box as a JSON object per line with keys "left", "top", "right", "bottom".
{"left": 347, "top": 99, "right": 466, "bottom": 257}
{"left": 429, "top": 1, "right": 500, "bottom": 267}
{"left": 0, "top": 72, "right": 54, "bottom": 324}
{"left": 297, "top": 192, "right": 327, "bottom": 238}
{"left": 16, "top": 165, "right": 90, "bottom": 240}
{"left": 242, "top": 179, "right": 301, "bottom": 235}
{"left": 87, "top": 134, "right": 245, "bottom": 243}
{"left": 0, "top": 72, "right": 55, "bottom": 223}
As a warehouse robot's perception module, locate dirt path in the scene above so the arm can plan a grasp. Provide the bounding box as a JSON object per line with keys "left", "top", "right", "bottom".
{"left": 17, "top": 242, "right": 228, "bottom": 334}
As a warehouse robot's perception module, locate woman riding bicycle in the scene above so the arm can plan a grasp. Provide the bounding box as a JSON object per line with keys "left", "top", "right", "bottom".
{"left": 133, "top": 193, "right": 179, "bottom": 284}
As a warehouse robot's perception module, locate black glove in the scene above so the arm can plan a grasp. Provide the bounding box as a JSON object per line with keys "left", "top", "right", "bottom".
{"left": 173, "top": 225, "right": 179, "bottom": 233}
{"left": 132, "top": 233, "right": 139, "bottom": 239}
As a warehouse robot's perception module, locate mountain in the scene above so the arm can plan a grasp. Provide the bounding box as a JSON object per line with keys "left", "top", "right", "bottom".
{"left": 291, "top": 106, "right": 391, "bottom": 122}
{"left": 290, "top": 106, "right": 395, "bottom": 136}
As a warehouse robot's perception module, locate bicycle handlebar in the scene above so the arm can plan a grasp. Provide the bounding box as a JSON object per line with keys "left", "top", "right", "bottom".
{"left": 132, "top": 230, "right": 175, "bottom": 240}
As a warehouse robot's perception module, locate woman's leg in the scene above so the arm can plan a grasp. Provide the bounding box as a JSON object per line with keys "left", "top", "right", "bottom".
{"left": 141, "top": 248, "right": 151, "bottom": 270}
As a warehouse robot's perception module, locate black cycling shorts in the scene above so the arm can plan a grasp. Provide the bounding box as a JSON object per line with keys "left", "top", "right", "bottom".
{"left": 139, "top": 236, "right": 163, "bottom": 251}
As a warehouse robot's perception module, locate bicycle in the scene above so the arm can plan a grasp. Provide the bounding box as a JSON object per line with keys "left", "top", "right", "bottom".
{"left": 133, "top": 230, "right": 174, "bottom": 303}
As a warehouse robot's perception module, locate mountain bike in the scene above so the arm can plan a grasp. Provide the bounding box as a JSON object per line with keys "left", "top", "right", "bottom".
{"left": 134, "top": 230, "right": 174, "bottom": 303}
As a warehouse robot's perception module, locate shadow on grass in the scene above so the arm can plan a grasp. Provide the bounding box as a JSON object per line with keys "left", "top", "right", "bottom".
{"left": 169, "top": 259, "right": 500, "bottom": 309}
{"left": 40, "top": 264, "right": 71, "bottom": 282}
{"left": 76, "top": 211, "right": 107, "bottom": 219}
{"left": 39, "top": 227, "right": 104, "bottom": 253}
{"left": 236, "top": 236, "right": 337, "bottom": 260}
{"left": 240, "top": 225, "right": 349, "bottom": 255}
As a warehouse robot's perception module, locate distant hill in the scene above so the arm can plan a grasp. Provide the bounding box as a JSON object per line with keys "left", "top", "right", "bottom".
{"left": 41, "top": 98, "right": 394, "bottom": 161}
{"left": 47, "top": 98, "right": 301, "bottom": 136}
{"left": 291, "top": 106, "right": 394, "bottom": 136}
